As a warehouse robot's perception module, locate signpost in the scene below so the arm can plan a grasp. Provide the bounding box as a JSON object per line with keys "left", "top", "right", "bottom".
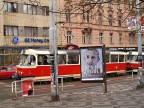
{"left": 49, "top": 0, "right": 59, "bottom": 101}
{"left": 136, "top": 0, "right": 144, "bottom": 87}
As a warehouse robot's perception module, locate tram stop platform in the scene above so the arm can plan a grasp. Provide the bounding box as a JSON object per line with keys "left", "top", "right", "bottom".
{"left": 1, "top": 76, "right": 144, "bottom": 108}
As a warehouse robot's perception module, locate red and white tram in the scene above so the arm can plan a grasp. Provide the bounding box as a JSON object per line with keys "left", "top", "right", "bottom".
{"left": 127, "top": 51, "right": 144, "bottom": 72}
{"left": 16, "top": 49, "right": 131, "bottom": 79}
{"left": 17, "top": 49, "right": 80, "bottom": 78}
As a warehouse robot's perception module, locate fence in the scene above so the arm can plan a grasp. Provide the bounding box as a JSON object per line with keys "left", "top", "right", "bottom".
{"left": 11, "top": 75, "right": 75, "bottom": 100}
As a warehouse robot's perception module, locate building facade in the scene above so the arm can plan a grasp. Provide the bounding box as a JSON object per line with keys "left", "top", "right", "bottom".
{"left": 0, "top": 0, "right": 50, "bottom": 65}
{"left": 58, "top": 0, "right": 142, "bottom": 49}
{"left": 0, "top": 0, "right": 143, "bottom": 65}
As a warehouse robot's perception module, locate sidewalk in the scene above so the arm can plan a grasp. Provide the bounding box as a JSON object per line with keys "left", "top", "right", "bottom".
{"left": 1, "top": 78, "right": 144, "bottom": 108}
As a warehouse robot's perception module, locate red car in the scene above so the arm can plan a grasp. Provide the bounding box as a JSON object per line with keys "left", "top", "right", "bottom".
{"left": 0, "top": 66, "right": 17, "bottom": 79}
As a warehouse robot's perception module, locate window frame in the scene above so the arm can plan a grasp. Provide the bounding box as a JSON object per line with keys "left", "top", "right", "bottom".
{"left": 67, "top": 31, "right": 72, "bottom": 43}
{"left": 4, "top": 25, "right": 18, "bottom": 36}
{"left": 23, "top": 4, "right": 37, "bottom": 15}
{"left": 24, "top": 27, "right": 38, "bottom": 37}
{"left": 3, "top": 2, "right": 18, "bottom": 13}
{"left": 110, "top": 33, "right": 113, "bottom": 44}
{"left": 99, "top": 32, "right": 103, "bottom": 44}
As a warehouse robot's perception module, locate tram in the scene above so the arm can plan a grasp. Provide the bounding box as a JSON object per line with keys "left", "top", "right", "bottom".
{"left": 16, "top": 49, "right": 130, "bottom": 79}
{"left": 127, "top": 51, "right": 144, "bottom": 72}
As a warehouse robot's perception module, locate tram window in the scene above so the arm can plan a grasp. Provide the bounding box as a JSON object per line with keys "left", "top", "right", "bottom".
{"left": 38, "top": 55, "right": 44, "bottom": 65}
{"left": 111, "top": 55, "right": 118, "bottom": 62}
{"left": 30, "top": 55, "right": 36, "bottom": 65}
{"left": 105, "top": 54, "right": 109, "bottom": 63}
{"left": 68, "top": 54, "right": 79, "bottom": 64}
{"left": 20, "top": 55, "right": 35, "bottom": 66}
{"left": 143, "top": 55, "right": 144, "bottom": 61}
{"left": 128, "top": 55, "right": 138, "bottom": 62}
{"left": 58, "top": 55, "right": 66, "bottom": 64}
{"left": 119, "top": 55, "right": 124, "bottom": 62}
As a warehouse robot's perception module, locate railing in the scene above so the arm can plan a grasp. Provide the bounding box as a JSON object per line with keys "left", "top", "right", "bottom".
{"left": 11, "top": 75, "right": 75, "bottom": 100}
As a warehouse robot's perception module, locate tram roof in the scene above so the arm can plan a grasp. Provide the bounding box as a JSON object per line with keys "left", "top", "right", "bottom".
{"left": 21, "top": 49, "right": 67, "bottom": 55}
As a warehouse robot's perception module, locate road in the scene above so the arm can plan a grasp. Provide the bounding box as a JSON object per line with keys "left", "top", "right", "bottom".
{"left": 0, "top": 73, "right": 136, "bottom": 100}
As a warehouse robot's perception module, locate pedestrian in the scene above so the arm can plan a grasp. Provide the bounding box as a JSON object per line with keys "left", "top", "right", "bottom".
{"left": 28, "top": 84, "right": 33, "bottom": 95}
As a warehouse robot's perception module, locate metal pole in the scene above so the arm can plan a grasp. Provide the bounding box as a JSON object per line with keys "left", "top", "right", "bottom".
{"left": 49, "top": 0, "right": 59, "bottom": 101}
{"left": 136, "top": 0, "right": 144, "bottom": 87}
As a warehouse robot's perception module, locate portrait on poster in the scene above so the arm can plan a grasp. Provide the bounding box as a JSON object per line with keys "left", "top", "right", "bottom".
{"left": 80, "top": 47, "right": 104, "bottom": 81}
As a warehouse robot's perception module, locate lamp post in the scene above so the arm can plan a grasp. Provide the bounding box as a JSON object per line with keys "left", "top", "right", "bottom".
{"left": 49, "top": 0, "right": 60, "bottom": 101}
{"left": 136, "top": 0, "right": 144, "bottom": 87}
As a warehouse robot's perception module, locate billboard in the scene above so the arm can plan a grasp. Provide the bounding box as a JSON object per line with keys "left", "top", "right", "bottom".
{"left": 80, "top": 46, "right": 104, "bottom": 82}
{"left": 22, "top": 79, "right": 34, "bottom": 96}
{"left": 126, "top": 16, "right": 137, "bottom": 31}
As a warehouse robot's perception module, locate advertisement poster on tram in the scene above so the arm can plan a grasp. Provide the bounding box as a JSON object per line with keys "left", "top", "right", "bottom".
{"left": 22, "top": 80, "right": 34, "bottom": 96}
{"left": 80, "top": 46, "right": 104, "bottom": 82}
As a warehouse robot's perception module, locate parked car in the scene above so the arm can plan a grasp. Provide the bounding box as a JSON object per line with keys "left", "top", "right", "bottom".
{"left": 0, "top": 66, "right": 17, "bottom": 79}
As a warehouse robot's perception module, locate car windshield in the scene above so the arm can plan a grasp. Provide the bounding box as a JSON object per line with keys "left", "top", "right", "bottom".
{"left": 7, "top": 67, "right": 15, "bottom": 71}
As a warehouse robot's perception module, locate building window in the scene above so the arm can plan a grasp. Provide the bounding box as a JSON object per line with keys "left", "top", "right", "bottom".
{"left": 117, "top": 1, "right": 120, "bottom": 9}
{"left": 43, "top": 27, "right": 49, "bottom": 37}
{"left": 82, "top": 30, "right": 91, "bottom": 44}
{"left": 24, "top": 27, "right": 38, "bottom": 37}
{"left": 66, "top": 9, "right": 71, "bottom": 22}
{"left": 98, "top": 13, "right": 102, "bottom": 25}
{"left": 23, "top": 4, "right": 37, "bottom": 14}
{"left": 3, "top": 2, "right": 18, "bottom": 13}
{"left": 82, "top": 32, "right": 86, "bottom": 44}
{"left": 87, "top": 32, "right": 91, "bottom": 44}
{"left": 97, "top": 0, "right": 102, "bottom": 8}
{"left": 119, "top": 33, "right": 122, "bottom": 44}
{"left": 99, "top": 32, "right": 103, "bottom": 44}
{"left": 110, "top": 33, "right": 113, "bottom": 44}
{"left": 83, "top": 10, "right": 89, "bottom": 23}
{"left": 42, "top": 6, "right": 49, "bottom": 16}
{"left": 118, "top": 16, "right": 122, "bottom": 26}
{"left": 108, "top": 0, "right": 112, "bottom": 8}
{"left": 109, "top": 14, "right": 113, "bottom": 26}
{"left": 4, "top": 26, "right": 18, "bottom": 36}
{"left": 129, "top": 33, "right": 134, "bottom": 44}
{"left": 67, "top": 31, "right": 72, "bottom": 43}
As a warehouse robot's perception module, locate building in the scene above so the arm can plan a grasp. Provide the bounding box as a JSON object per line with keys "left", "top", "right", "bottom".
{"left": 58, "top": 0, "right": 143, "bottom": 50}
{"left": 0, "top": 0, "right": 143, "bottom": 65}
{"left": 0, "top": 0, "right": 50, "bottom": 65}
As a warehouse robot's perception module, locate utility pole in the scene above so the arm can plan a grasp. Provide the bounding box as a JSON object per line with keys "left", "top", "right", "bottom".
{"left": 49, "top": 0, "right": 60, "bottom": 101}
{"left": 136, "top": 0, "right": 144, "bottom": 87}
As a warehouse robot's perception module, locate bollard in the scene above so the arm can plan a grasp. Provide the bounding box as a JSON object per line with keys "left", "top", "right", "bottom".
{"left": 132, "top": 70, "right": 134, "bottom": 81}
{"left": 12, "top": 92, "right": 17, "bottom": 100}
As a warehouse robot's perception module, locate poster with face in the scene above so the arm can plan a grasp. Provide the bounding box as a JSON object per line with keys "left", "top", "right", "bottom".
{"left": 80, "top": 46, "right": 104, "bottom": 82}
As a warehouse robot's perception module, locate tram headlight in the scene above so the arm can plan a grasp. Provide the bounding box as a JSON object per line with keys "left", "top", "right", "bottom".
{"left": 18, "top": 71, "right": 23, "bottom": 75}
{"left": 20, "top": 71, "right": 24, "bottom": 75}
